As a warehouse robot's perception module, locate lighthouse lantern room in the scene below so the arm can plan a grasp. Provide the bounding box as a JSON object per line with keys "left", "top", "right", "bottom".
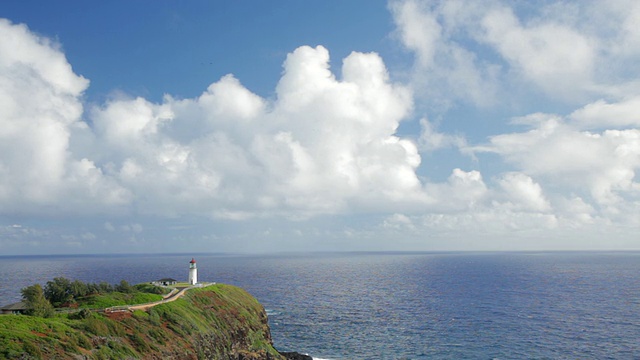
{"left": 189, "top": 258, "right": 198, "bottom": 285}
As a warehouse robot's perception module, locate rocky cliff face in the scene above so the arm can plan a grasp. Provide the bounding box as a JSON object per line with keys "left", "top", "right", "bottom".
{"left": 0, "top": 284, "right": 311, "bottom": 360}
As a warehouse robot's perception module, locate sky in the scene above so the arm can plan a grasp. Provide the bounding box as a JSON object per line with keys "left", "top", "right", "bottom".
{"left": 1, "top": 0, "right": 640, "bottom": 255}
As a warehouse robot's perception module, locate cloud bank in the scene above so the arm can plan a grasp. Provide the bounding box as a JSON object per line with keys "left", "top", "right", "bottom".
{"left": 0, "top": 20, "right": 422, "bottom": 222}
{"left": 2, "top": 0, "right": 640, "bottom": 253}
{"left": 385, "top": 0, "right": 640, "bottom": 249}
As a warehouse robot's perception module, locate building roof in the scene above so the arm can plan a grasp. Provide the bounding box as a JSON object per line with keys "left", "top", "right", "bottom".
{"left": 1, "top": 301, "right": 28, "bottom": 311}
{"left": 156, "top": 278, "right": 177, "bottom": 282}
{"left": 189, "top": 258, "right": 196, "bottom": 263}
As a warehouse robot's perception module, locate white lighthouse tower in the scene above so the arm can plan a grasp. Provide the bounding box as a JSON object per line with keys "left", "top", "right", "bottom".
{"left": 188, "top": 258, "right": 198, "bottom": 285}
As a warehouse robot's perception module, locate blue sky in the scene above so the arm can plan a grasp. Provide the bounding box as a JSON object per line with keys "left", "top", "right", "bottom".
{"left": 3, "top": 1, "right": 396, "bottom": 102}
{"left": 1, "top": 0, "right": 640, "bottom": 255}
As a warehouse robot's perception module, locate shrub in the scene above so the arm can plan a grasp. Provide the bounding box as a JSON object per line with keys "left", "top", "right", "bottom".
{"left": 23, "top": 341, "right": 43, "bottom": 359}
{"left": 148, "top": 309, "right": 161, "bottom": 326}
{"left": 69, "top": 308, "right": 92, "bottom": 320}
{"left": 82, "top": 317, "right": 109, "bottom": 336}
{"left": 134, "top": 283, "right": 167, "bottom": 295}
{"left": 115, "top": 280, "right": 133, "bottom": 293}
{"left": 132, "top": 309, "right": 148, "bottom": 319}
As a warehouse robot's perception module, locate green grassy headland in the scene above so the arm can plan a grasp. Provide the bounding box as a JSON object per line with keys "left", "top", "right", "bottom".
{"left": 1, "top": 283, "right": 284, "bottom": 359}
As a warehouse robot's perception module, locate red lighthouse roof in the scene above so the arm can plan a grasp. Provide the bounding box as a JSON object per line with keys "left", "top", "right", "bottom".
{"left": 189, "top": 258, "right": 196, "bottom": 263}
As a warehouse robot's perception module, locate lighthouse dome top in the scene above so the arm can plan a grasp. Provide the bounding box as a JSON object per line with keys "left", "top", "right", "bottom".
{"left": 190, "top": 258, "right": 196, "bottom": 264}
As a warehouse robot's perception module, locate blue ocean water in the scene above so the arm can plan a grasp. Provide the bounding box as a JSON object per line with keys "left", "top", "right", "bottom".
{"left": 1, "top": 252, "right": 639, "bottom": 359}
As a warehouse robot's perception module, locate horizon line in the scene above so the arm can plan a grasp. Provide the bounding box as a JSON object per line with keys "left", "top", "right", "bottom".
{"left": 1, "top": 249, "right": 639, "bottom": 258}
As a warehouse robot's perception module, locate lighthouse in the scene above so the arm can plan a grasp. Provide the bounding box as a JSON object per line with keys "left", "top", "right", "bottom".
{"left": 188, "top": 258, "right": 198, "bottom": 285}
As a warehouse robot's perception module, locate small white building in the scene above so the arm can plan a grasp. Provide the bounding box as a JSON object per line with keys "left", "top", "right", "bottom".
{"left": 188, "top": 258, "right": 198, "bottom": 285}
{"left": 151, "top": 278, "right": 177, "bottom": 286}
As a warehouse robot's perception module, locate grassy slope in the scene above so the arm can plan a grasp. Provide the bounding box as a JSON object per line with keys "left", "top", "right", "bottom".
{"left": 0, "top": 284, "right": 284, "bottom": 359}
{"left": 78, "top": 292, "right": 163, "bottom": 309}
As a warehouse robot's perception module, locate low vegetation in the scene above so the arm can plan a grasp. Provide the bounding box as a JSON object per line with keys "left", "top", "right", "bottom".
{"left": 1, "top": 281, "right": 284, "bottom": 359}
{"left": 20, "top": 277, "right": 169, "bottom": 313}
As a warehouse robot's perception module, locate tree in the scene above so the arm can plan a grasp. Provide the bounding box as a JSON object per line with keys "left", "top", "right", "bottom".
{"left": 86, "top": 282, "right": 100, "bottom": 295}
{"left": 21, "top": 284, "right": 54, "bottom": 317}
{"left": 44, "top": 277, "right": 72, "bottom": 306}
{"left": 70, "top": 280, "right": 88, "bottom": 299}
{"left": 116, "top": 279, "right": 133, "bottom": 293}
{"left": 97, "top": 281, "right": 113, "bottom": 293}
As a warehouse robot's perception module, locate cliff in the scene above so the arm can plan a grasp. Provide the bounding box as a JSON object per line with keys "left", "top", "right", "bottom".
{"left": 0, "top": 284, "right": 310, "bottom": 359}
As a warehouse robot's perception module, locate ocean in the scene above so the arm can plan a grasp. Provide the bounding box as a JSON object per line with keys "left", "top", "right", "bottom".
{"left": 1, "top": 252, "right": 639, "bottom": 359}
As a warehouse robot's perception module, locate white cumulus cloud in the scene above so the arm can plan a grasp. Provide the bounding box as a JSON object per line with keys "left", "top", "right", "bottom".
{"left": 0, "top": 20, "right": 424, "bottom": 221}
{"left": 0, "top": 19, "right": 128, "bottom": 213}
{"left": 477, "top": 114, "right": 640, "bottom": 208}
{"left": 2, "top": 3, "right": 640, "bottom": 253}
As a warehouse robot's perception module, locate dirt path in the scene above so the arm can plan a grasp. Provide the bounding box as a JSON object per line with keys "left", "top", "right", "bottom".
{"left": 127, "top": 287, "right": 189, "bottom": 311}
{"left": 105, "top": 283, "right": 213, "bottom": 313}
